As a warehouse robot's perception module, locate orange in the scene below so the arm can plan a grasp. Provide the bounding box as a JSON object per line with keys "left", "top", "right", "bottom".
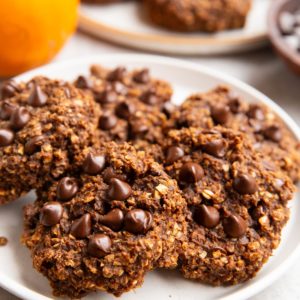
{"left": 0, "top": 0, "right": 79, "bottom": 77}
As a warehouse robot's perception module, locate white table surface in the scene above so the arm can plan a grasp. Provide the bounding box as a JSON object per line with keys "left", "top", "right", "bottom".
{"left": 1, "top": 31, "right": 300, "bottom": 300}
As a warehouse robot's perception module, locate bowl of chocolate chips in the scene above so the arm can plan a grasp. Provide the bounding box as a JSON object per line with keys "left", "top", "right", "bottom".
{"left": 268, "top": 0, "right": 300, "bottom": 75}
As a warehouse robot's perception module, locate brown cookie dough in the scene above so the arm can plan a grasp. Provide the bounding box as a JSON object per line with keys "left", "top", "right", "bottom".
{"left": 0, "top": 77, "right": 100, "bottom": 205}
{"left": 23, "top": 142, "right": 187, "bottom": 298}
{"left": 170, "top": 85, "right": 300, "bottom": 183}
{"left": 162, "top": 126, "right": 294, "bottom": 285}
{"left": 144, "top": 0, "right": 252, "bottom": 32}
{"left": 74, "top": 65, "right": 173, "bottom": 145}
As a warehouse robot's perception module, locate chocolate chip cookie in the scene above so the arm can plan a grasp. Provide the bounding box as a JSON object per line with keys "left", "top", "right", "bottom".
{"left": 162, "top": 126, "right": 294, "bottom": 285}
{"left": 0, "top": 77, "right": 100, "bottom": 205}
{"left": 74, "top": 65, "right": 173, "bottom": 145}
{"left": 23, "top": 142, "right": 187, "bottom": 298}
{"left": 144, "top": 0, "right": 252, "bottom": 32}
{"left": 170, "top": 85, "right": 300, "bottom": 183}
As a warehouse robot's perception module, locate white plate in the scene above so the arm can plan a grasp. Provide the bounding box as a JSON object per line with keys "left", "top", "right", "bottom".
{"left": 1, "top": 54, "right": 300, "bottom": 300}
{"left": 78, "top": 0, "right": 271, "bottom": 55}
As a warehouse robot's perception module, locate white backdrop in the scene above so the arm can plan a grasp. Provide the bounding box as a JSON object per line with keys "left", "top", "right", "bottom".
{"left": 1, "top": 31, "right": 300, "bottom": 300}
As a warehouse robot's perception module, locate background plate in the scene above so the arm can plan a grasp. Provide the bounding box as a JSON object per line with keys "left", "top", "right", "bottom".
{"left": 79, "top": 0, "right": 271, "bottom": 55}
{"left": 0, "top": 54, "right": 299, "bottom": 300}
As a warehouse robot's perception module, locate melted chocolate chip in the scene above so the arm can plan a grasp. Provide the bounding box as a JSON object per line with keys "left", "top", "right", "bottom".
{"left": 10, "top": 107, "right": 30, "bottom": 130}
{"left": 0, "top": 129, "right": 14, "bottom": 146}
{"left": 99, "top": 208, "right": 124, "bottom": 231}
{"left": 40, "top": 202, "right": 63, "bottom": 226}
{"left": 115, "top": 101, "right": 136, "bottom": 119}
{"left": 211, "top": 105, "right": 230, "bottom": 124}
{"left": 99, "top": 113, "right": 118, "bottom": 130}
{"left": 223, "top": 214, "right": 247, "bottom": 238}
{"left": 162, "top": 102, "right": 176, "bottom": 118}
{"left": 179, "top": 162, "right": 204, "bottom": 183}
{"left": 95, "top": 90, "right": 117, "bottom": 104}
{"left": 0, "top": 80, "right": 19, "bottom": 100}
{"left": 28, "top": 85, "right": 48, "bottom": 107}
{"left": 24, "top": 135, "right": 45, "bottom": 155}
{"left": 83, "top": 153, "right": 105, "bottom": 175}
{"left": 140, "top": 91, "right": 159, "bottom": 105}
{"left": 107, "top": 178, "right": 132, "bottom": 200}
{"left": 263, "top": 125, "right": 282, "bottom": 143}
{"left": 166, "top": 146, "right": 184, "bottom": 164}
{"left": 247, "top": 105, "right": 265, "bottom": 120}
{"left": 57, "top": 177, "right": 78, "bottom": 201}
{"left": 133, "top": 69, "right": 150, "bottom": 84}
{"left": 0, "top": 101, "right": 16, "bottom": 120}
{"left": 124, "top": 209, "right": 153, "bottom": 234}
{"left": 70, "top": 213, "right": 91, "bottom": 239}
{"left": 75, "top": 76, "right": 92, "bottom": 89}
{"left": 233, "top": 174, "right": 258, "bottom": 195}
{"left": 202, "top": 139, "right": 226, "bottom": 158}
{"left": 107, "top": 67, "right": 126, "bottom": 82}
{"left": 88, "top": 234, "right": 112, "bottom": 258}
{"left": 194, "top": 205, "right": 220, "bottom": 228}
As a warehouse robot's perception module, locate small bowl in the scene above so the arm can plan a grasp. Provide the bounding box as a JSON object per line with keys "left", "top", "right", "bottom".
{"left": 268, "top": 0, "right": 300, "bottom": 75}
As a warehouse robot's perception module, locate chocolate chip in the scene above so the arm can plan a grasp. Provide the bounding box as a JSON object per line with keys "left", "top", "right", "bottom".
{"left": 263, "top": 125, "right": 282, "bottom": 142}
{"left": 247, "top": 105, "right": 264, "bottom": 120}
{"left": 202, "top": 139, "right": 226, "bottom": 158}
{"left": 130, "top": 121, "right": 148, "bottom": 137}
{"left": 112, "top": 82, "right": 128, "bottom": 95}
{"left": 99, "top": 208, "right": 124, "bottom": 231}
{"left": 70, "top": 213, "right": 91, "bottom": 239}
{"left": 107, "top": 178, "right": 132, "bottom": 200}
{"left": 140, "top": 91, "right": 159, "bottom": 105}
{"left": 57, "top": 177, "right": 78, "bottom": 201}
{"left": 124, "top": 209, "right": 153, "bottom": 234}
{"left": 83, "top": 153, "right": 105, "bottom": 175}
{"left": 0, "top": 80, "right": 19, "bottom": 100}
{"left": 194, "top": 205, "right": 220, "bottom": 228}
{"left": 166, "top": 146, "right": 184, "bottom": 164}
{"left": 40, "top": 202, "right": 63, "bottom": 226}
{"left": 10, "top": 107, "right": 30, "bottom": 130}
{"left": 211, "top": 105, "right": 230, "bottom": 124}
{"left": 0, "top": 129, "right": 14, "bottom": 146}
{"left": 162, "top": 102, "right": 176, "bottom": 118}
{"left": 115, "top": 101, "right": 136, "bottom": 119}
{"left": 88, "top": 234, "right": 112, "bottom": 258}
{"left": 0, "top": 101, "right": 16, "bottom": 120}
{"left": 102, "top": 167, "right": 127, "bottom": 183}
{"left": 75, "top": 76, "right": 92, "bottom": 89}
{"left": 107, "top": 67, "right": 126, "bottom": 82}
{"left": 133, "top": 69, "right": 150, "bottom": 84}
{"left": 179, "top": 162, "right": 204, "bottom": 183}
{"left": 228, "top": 98, "right": 241, "bottom": 114}
{"left": 95, "top": 90, "right": 117, "bottom": 104}
{"left": 99, "top": 113, "right": 118, "bottom": 130}
{"left": 28, "top": 85, "right": 48, "bottom": 107}
{"left": 24, "top": 135, "right": 45, "bottom": 155}
{"left": 233, "top": 174, "right": 258, "bottom": 195}
{"left": 223, "top": 214, "right": 247, "bottom": 238}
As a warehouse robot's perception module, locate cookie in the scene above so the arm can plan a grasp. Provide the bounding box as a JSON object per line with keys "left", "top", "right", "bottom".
{"left": 74, "top": 65, "right": 174, "bottom": 145}
{"left": 162, "top": 126, "right": 294, "bottom": 285}
{"left": 170, "top": 85, "right": 300, "bottom": 182}
{"left": 0, "top": 77, "right": 100, "bottom": 205}
{"left": 22, "top": 142, "right": 187, "bottom": 298}
{"left": 144, "top": 0, "right": 252, "bottom": 32}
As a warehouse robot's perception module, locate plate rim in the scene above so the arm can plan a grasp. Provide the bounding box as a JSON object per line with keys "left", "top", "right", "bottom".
{"left": 1, "top": 53, "right": 299, "bottom": 300}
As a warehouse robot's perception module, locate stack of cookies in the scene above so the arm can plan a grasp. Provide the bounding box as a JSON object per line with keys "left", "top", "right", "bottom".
{"left": 0, "top": 65, "right": 299, "bottom": 298}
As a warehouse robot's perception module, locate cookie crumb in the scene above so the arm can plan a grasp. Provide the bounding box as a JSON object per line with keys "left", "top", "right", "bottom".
{"left": 0, "top": 236, "right": 8, "bottom": 246}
